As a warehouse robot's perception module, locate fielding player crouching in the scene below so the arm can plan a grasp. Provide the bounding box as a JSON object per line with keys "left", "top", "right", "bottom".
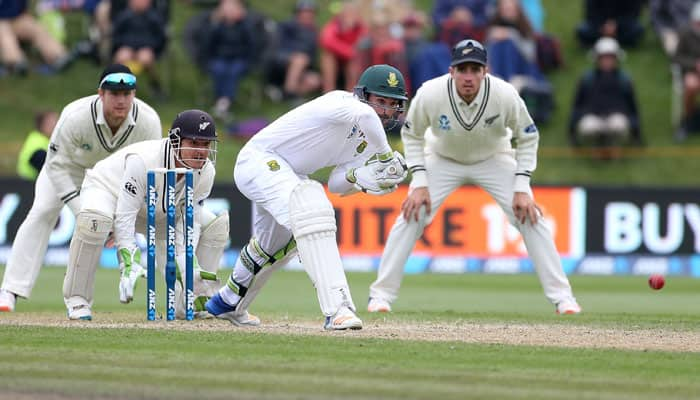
{"left": 63, "top": 110, "right": 225, "bottom": 321}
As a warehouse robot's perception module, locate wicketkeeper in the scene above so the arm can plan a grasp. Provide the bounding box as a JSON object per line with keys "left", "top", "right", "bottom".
{"left": 63, "top": 110, "right": 223, "bottom": 320}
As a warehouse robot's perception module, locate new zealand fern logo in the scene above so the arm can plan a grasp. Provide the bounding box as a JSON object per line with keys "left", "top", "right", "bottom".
{"left": 387, "top": 72, "right": 399, "bottom": 87}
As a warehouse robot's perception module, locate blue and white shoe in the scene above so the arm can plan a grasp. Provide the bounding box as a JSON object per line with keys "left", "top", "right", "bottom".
{"left": 67, "top": 304, "right": 92, "bottom": 321}
{"left": 205, "top": 293, "right": 260, "bottom": 327}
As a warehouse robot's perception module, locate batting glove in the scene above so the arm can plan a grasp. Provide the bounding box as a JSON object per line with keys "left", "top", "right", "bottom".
{"left": 346, "top": 151, "right": 408, "bottom": 195}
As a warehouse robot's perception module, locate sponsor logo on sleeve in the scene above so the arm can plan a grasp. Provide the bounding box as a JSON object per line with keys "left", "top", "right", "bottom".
{"left": 124, "top": 181, "right": 138, "bottom": 196}
{"left": 524, "top": 124, "right": 538, "bottom": 134}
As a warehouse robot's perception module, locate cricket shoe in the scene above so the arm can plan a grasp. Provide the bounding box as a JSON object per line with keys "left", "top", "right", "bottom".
{"left": 367, "top": 297, "right": 391, "bottom": 313}
{"left": 556, "top": 298, "right": 582, "bottom": 315}
{"left": 0, "top": 289, "right": 16, "bottom": 312}
{"left": 324, "top": 306, "right": 363, "bottom": 331}
{"left": 67, "top": 304, "right": 92, "bottom": 321}
{"left": 205, "top": 293, "right": 260, "bottom": 327}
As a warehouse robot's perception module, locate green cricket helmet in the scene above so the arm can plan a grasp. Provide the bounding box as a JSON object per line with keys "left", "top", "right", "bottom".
{"left": 353, "top": 64, "right": 408, "bottom": 131}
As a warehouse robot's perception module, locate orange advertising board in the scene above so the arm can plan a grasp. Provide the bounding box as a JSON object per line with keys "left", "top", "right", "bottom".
{"left": 328, "top": 186, "right": 578, "bottom": 257}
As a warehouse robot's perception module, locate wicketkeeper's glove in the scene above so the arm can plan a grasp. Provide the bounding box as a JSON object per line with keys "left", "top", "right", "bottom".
{"left": 118, "top": 246, "right": 147, "bottom": 304}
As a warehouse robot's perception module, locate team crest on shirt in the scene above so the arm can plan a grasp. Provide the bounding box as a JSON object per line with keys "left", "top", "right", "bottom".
{"left": 438, "top": 115, "right": 451, "bottom": 131}
{"left": 356, "top": 140, "right": 368, "bottom": 154}
{"left": 267, "top": 160, "right": 280, "bottom": 171}
{"left": 81, "top": 143, "right": 92, "bottom": 151}
{"left": 484, "top": 114, "right": 500, "bottom": 126}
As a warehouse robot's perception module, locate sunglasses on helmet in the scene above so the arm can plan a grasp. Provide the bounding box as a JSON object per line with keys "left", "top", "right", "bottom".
{"left": 99, "top": 72, "right": 137, "bottom": 89}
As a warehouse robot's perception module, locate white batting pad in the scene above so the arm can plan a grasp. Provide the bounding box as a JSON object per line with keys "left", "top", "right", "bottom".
{"left": 63, "top": 211, "right": 113, "bottom": 303}
{"left": 196, "top": 210, "right": 229, "bottom": 273}
{"left": 289, "top": 180, "right": 355, "bottom": 316}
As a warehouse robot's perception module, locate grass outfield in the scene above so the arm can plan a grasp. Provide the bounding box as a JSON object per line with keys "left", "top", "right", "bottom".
{"left": 1, "top": 267, "right": 699, "bottom": 400}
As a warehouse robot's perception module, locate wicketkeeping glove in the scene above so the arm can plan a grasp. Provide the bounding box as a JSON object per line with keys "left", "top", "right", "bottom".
{"left": 118, "top": 246, "right": 147, "bottom": 304}
{"left": 346, "top": 151, "right": 408, "bottom": 195}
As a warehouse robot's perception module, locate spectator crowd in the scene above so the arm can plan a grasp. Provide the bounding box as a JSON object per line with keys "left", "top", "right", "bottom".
{"left": 3, "top": 0, "right": 700, "bottom": 152}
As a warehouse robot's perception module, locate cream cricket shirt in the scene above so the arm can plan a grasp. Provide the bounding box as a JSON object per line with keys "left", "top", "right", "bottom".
{"left": 245, "top": 90, "right": 394, "bottom": 194}
{"left": 45, "top": 94, "right": 162, "bottom": 211}
{"left": 402, "top": 73, "right": 539, "bottom": 193}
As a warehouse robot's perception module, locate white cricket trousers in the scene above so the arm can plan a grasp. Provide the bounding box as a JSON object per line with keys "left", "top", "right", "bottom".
{"left": 2, "top": 167, "right": 81, "bottom": 298}
{"left": 369, "top": 151, "right": 575, "bottom": 305}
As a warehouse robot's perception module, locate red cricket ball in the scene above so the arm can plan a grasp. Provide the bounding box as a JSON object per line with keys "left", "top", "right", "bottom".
{"left": 648, "top": 274, "right": 665, "bottom": 290}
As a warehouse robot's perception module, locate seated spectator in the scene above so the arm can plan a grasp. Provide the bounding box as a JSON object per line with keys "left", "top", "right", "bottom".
{"left": 432, "top": 0, "right": 489, "bottom": 40}
{"left": 569, "top": 38, "right": 642, "bottom": 155}
{"left": 356, "top": 0, "right": 412, "bottom": 26}
{"left": 319, "top": 0, "right": 367, "bottom": 92}
{"left": 576, "top": 0, "right": 645, "bottom": 48}
{"left": 650, "top": 0, "right": 695, "bottom": 57}
{"left": 87, "top": 0, "right": 168, "bottom": 64}
{"left": 201, "top": 0, "right": 256, "bottom": 120}
{"left": 402, "top": 11, "right": 451, "bottom": 94}
{"left": 486, "top": 0, "right": 542, "bottom": 83}
{"left": 435, "top": 1, "right": 488, "bottom": 47}
{"left": 263, "top": 0, "right": 321, "bottom": 103}
{"left": 673, "top": 2, "right": 700, "bottom": 141}
{"left": 486, "top": 0, "right": 553, "bottom": 123}
{"left": 0, "top": 0, "right": 72, "bottom": 75}
{"left": 350, "top": 13, "right": 411, "bottom": 94}
{"left": 111, "top": 0, "right": 168, "bottom": 98}
{"left": 17, "top": 111, "right": 58, "bottom": 181}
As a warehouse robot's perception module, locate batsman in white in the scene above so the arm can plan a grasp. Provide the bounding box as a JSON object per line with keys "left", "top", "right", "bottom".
{"left": 205, "top": 64, "right": 409, "bottom": 330}
{"left": 0, "top": 64, "right": 162, "bottom": 312}
{"left": 367, "top": 40, "right": 582, "bottom": 315}
{"left": 63, "top": 109, "right": 223, "bottom": 320}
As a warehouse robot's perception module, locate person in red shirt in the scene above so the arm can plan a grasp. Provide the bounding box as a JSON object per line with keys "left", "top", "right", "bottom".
{"left": 350, "top": 13, "right": 411, "bottom": 96}
{"left": 319, "top": 0, "right": 367, "bottom": 92}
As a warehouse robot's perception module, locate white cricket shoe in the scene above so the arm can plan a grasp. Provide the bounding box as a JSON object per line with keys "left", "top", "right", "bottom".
{"left": 67, "top": 304, "right": 92, "bottom": 321}
{"left": 226, "top": 310, "right": 261, "bottom": 327}
{"left": 367, "top": 297, "right": 392, "bottom": 313}
{"left": 556, "top": 298, "right": 582, "bottom": 315}
{"left": 324, "top": 306, "right": 363, "bottom": 331}
{"left": 0, "top": 289, "right": 16, "bottom": 312}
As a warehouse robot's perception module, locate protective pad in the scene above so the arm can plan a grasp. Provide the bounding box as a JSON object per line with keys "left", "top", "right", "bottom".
{"left": 235, "top": 238, "right": 297, "bottom": 313}
{"left": 289, "top": 180, "right": 355, "bottom": 316}
{"left": 63, "top": 210, "right": 113, "bottom": 303}
{"left": 196, "top": 210, "right": 229, "bottom": 273}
